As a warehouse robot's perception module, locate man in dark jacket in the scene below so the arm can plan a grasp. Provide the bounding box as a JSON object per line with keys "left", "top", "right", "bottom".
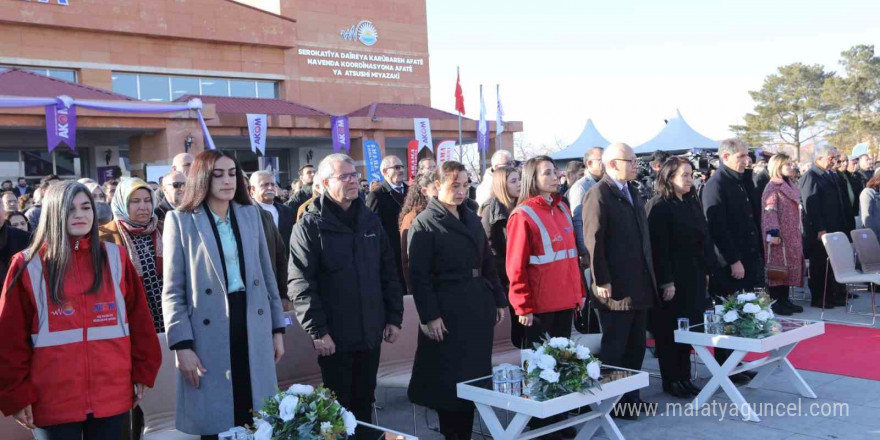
{"left": 256, "top": 204, "right": 290, "bottom": 306}
{"left": 155, "top": 170, "right": 186, "bottom": 231}
{"left": 366, "top": 155, "right": 409, "bottom": 292}
{"left": 753, "top": 162, "right": 770, "bottom": 201}
{"left": 289, "top": 153, "right": 404, "bottom": 438}
{"left": 839, "top": 154, "right": 863, "bottom": 229}
{"left": 249, "top": 171, "right": 294, "bottom": 248}
{"left": 702, "top": 138, "right": 765, "bottom": 379}
{"left": 857, "top": 154, "right": 874, "bottom": 185}
{"left": 286, "top": 164, "right": 316, "bottom": 217}
{"left": 583, "top": 143, "right": 658, "bottom": 419}
{"left": 0, "top": 202, "right": 29, "bottom": 285}
{"left": 800, "top": 144, "right": 849, "bottom": 308}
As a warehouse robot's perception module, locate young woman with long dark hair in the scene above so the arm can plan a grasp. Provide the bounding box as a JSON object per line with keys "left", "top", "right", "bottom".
{"left": 398, "top": 171, "right": 438, "bottom": 295}
{"left": 0, "top": 181, "right": 161, "bottom": 440}
{"left": 162, "top": 150, "right": 285, "bottom": 438}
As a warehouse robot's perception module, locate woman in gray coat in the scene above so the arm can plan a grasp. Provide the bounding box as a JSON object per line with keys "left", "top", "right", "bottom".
{"left": 162, "top": 150, "right": 286, "bottom": 437}
{"left": 860, "top": 174, "right": 880, "bottom": 239}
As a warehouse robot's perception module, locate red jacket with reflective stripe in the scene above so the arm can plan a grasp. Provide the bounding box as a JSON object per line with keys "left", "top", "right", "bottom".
{"left": 506, "top": 195, "right": 586, "bottom": 316}
{"left": 0, "top": 238, "right": 161, "bottom": 427}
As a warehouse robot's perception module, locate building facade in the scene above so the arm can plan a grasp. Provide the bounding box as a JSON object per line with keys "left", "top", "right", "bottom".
{"left": 0, "top": 0, "right": 519, "bottom": 184}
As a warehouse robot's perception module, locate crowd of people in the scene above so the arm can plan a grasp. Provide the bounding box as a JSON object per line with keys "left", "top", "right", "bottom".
{"left": 0, "top": 138, "right": 873, "bottom": 440}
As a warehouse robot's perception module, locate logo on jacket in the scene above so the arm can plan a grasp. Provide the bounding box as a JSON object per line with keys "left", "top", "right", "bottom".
{"left": 93, "top": 302, "right": 117, "bottom": 313}
{"left": 52, "top": 303, "right": 75, "bottom": 316}
{"left": 551, "top": 234, "right": 564, "bottom": 243}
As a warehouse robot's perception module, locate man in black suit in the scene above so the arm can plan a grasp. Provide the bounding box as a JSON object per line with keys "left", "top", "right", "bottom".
{"left": 366, "top": 155, "right": 408, "bottom": 293}
{"left": 583, "top": 142, "right": 658, "bottom": 419}
{"left": 857, "top": 154, "right": 874, "bottom": 185}
{"left": 250, "top": 170, "right": 295, "bottom": 247}
{"left": 287, "top": 164, "right": 316, "bottom": 218}
{"left": 702, "top": 138, "right": 765, "bottom": 381}
{"left": 800, "top": 144, "right": 848, "bottom": 308}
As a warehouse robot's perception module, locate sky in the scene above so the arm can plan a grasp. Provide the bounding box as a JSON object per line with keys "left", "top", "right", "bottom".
{"left": 425, "top": 0, "right": 880, "bottom": 151}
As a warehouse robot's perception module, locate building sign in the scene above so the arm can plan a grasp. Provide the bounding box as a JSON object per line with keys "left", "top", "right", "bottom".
{"left": 297, "top": 47, "right": 424, "bottom": 82}
{"left": 22, "top": 0, "right": 69, "bottom": 5}
{"left": 340, "top": 20, "right": 378, "bottom": 46}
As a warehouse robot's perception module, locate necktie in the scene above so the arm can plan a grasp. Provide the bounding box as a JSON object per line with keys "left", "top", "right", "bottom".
{"left": 622, "top": 184, "right": 633, "bottom": 205}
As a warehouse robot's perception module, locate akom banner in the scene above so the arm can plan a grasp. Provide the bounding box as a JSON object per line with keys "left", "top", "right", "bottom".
{"left": 246, "top": 114, "right": 267, "bottom": 155}
{"left": 331, "top": 116, "right": 350, "bottom": 153}
{"left": 46, "top": 101, "right": 76, "bottom": 152}
{"left": 413, "top": 118, "right": 433, "bottom": 152}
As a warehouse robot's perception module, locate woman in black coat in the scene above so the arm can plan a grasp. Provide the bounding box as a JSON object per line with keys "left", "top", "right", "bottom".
{"left": 479, "top": 165, "right": 522, "bottom": 347}
{"left": 646, "top": 157, "right": 716, "bottom": 399}
{"left": 408, "top": 161, "right": 507, "bottom": 440}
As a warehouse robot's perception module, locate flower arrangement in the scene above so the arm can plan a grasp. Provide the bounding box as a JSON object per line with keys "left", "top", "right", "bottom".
{"left": 522, "top": 334, "right": 603, "bottom": 400}
{"left": 251, "top": 384, "right": 357, "bottom": 440}
{"left": 719, "top": 292, "right": 777, "bottom": 338}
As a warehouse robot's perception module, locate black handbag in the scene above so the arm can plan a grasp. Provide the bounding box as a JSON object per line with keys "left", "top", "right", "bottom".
{"left": 574, "top": 269, "right": 601, "bottom": 334}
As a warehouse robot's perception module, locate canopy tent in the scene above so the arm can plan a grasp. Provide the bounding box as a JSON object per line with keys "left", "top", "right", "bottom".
{"left": 549, "top": 119, "right": 611, "bottom": 161}
{"left": 633, "top": 110, "right": 719, "bottom": 155}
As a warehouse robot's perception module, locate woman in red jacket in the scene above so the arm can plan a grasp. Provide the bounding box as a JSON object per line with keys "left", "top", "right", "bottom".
{"left": 0, "top": 181, "right": 161, "bottom": 440}
{"left": 505, "top": 156, "right": 586, "bottom": 436}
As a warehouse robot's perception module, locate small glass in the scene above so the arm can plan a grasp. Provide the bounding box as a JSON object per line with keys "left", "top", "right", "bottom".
{"left": 708, "top": 313, "right": 723, "bottom": 334}
{"left": 677, "top": 317, "right": 690, "bottom": 331}
{"left": 703, "top": 310, "right": 714, "bottom": 332}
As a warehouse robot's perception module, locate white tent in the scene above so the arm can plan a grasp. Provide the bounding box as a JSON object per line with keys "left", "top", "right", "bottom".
{"left": 549, "top": 119, "right": 611, "bottom": 161}
{"left": 633, "top": 110, "right": 720, "bottom": 155}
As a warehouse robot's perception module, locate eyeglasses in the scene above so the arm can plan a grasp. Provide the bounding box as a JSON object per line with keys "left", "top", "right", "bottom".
{"left": 168, "top": 182, "right": 185, "bottom": 189}
{"left": 613, "top": 158, "right": 635, "bottom": 163}
{"left": 329, "top": 172, "right": 362, "bottom": 182}
{"left": 383, "top": 164, "right": 405, "bottom": 171}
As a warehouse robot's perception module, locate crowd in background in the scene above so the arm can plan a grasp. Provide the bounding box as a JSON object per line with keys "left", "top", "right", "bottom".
{"left": 0, "top": 138, "right": 875, "bottom": 440}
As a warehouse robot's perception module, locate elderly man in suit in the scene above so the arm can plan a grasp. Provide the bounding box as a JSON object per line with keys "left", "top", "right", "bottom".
{"left": 249, "top": 171, "right": 295, "bottom": 247}
{"left": 800, "top": 144, "right": 849, "bottom": 309}
{"left": 366, "top": 155, "right": 409, "bottom": 292}
{"left": 583, "top": 142, "right": 658, "bottom": 420}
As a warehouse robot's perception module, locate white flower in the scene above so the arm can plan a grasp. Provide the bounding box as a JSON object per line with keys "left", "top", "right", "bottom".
{"left": 253, "top": 419, "right": 273, "bottom": 440}
{"left": 535, "top": 346, "right": 546, "bottom": 356}
{"left": 587, "top": 361, "right": 601, "bottom": 380}
{"left": 539, "top": 368, "right": 560, "bottom": 383}
{"left": 343, "top": 410, "right": 358, "bottom": 435}
{"left": 737, "top": 293, "right": 757, "bottom": 303}
{"left": 723, "top": 310, "right": 739, "bottom": 323}
{"left": 575, "top": 345, "right": 592, "bottom": 360}
{"left": 755, "top": 310, "right": 771, "bottom": 322}
{"left": 287, "top": 384, "right": 315, "bottom": 396}
{"left": 767, "top": 308, "right": 775, "bottom": 319}
{"left": 548, "top": 337, "right": 571, "bottom": 349}
{"left": 742, "top": 303, "right": 762, "bottom": 314}
{"left": 535, "top": 354, "right": 557, "bottom": 371}
{"left": 278, "top": 395, "right": 299, "bottom": 422}
{"left": 320, "top": 421, "right": 333, "bottom": 434}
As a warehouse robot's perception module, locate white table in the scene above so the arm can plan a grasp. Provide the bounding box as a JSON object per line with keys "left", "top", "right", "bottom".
{"left": 674, "top": 318, "right": 825, "bottom": 422}
{"left": 457, "top": 366, "right": 649, "bottom": 440}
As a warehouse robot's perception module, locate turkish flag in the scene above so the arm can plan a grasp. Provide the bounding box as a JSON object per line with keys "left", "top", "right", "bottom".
{"left": 454, "top": 71, "right": 466, "bottom": 115}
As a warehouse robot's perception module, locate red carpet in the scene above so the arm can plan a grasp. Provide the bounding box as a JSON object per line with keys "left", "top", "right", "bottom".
{"left": 740, "top": 324, "right": 880, "bottom": 381}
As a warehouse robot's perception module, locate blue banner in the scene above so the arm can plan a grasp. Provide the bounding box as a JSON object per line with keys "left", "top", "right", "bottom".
{"left": 364, "top": 140, "right": 383, "bottom": 182}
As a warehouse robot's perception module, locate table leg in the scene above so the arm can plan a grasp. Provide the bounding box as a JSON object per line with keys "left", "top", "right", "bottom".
{"left": 575, "top": 397, "right": 624, "bottom": 440}
{"left": 475, "top": 403, "right": 530, "bottom": 440}
{"left": 690, "top": 346, "right": 761, "bottom": 422}
{"left": 779, "top": 357, "right": 817, "bottom": 398}
{"left": 746, "top": 342, "right": 798, "bottom": 389}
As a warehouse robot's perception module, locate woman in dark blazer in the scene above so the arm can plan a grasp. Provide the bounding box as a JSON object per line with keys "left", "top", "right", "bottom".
{"left": 479, "top": 165, "right": 521, "bottom": 347}
{"left": 646, "top": 157, "right": 716, "bottom": 398}
{"left": 162, "top": 150, "right": 286, "bottom": 437}
{"left": 407, "top": 161, "right": 507, "bottom": 440}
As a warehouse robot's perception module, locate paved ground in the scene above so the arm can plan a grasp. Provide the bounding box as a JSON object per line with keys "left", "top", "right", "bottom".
{"left": 370, "top": 292, "right": 880, "bottom": 440}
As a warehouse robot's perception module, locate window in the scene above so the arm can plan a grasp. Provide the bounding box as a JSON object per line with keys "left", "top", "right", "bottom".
{"left": 230, "top": 80, "right": 257, "bottom": 98}
{"left": 20, "top": 150, "right": 80, "bottom": 178}
{"left": 111, "top": 72, "right": 278, "bottom": 101}
{"left": 257, "top": 81, "right": 277, "bottom": 98}
{"left": 139, "top": 74, "right": 171, "bottom": 101}
{"left": 0, "top": 66, "right": 77, "bottom": 82}
{"left": 171, "top": 76, "right": 200, "bottom": 100}
{"left": 112, "top": 73, "right": 138, "bottom": 99}
{"left": 0, "top": 151, "right": 19, "bottom": 179}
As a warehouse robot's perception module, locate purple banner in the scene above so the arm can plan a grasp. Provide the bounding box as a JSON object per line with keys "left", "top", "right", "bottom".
{"left": 45, "top": 103, "right": 77, "bottom": 152}
{"left": 331, "top": 116, "right": 350, "bottom": 153}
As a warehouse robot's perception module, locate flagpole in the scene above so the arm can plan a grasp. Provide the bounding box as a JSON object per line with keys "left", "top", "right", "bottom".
{"left": 457, "top": 66, "right": 463, "bottom": 162}
{"left": 480, "top": 84, "right": 486, "bottom": 174}
{"left": 495, "top": 84, "right": 501, "bottom": 151}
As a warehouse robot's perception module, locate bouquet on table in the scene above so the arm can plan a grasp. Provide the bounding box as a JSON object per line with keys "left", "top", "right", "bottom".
{"left": 250, "top": 384, "right": 357, "bottom": 440}
{"left": 719, "top": 291, "right": 778, "bottom": 338}
{"left": 522, "top": 334, "right": 603, "bottom": 400}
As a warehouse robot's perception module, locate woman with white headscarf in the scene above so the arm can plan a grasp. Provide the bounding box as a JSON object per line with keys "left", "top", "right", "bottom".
{"left": 100, "top": 177, "right": 164, "bottom": 333}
